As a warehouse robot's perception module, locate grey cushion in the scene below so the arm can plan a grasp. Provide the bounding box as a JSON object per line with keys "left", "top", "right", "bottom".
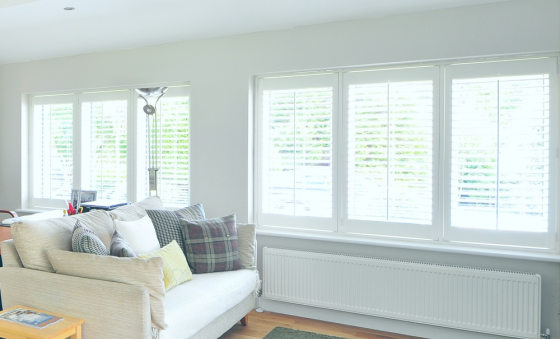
{"left": 71, "top": 221, "right": 109, "bottom": 255}
{"left": 110, "top": 230, "right": 137, "bottom": 257}
{"left": 146, "top": 203, "right": 206, "bottom": 251}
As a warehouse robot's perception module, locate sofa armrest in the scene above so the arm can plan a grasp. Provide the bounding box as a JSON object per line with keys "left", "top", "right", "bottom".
{"left": 1, "top": 240, "right": 23, "bottom": 268}
{"left": 0, "top": 267, "right": 151, "bottom": 339}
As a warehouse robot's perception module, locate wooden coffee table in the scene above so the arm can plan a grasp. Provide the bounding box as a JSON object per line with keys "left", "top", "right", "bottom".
{"left": 0, "top": 306, "right": 84, "bottom": 339}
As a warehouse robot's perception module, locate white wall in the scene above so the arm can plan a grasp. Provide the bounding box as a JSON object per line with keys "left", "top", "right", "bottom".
{"left": 0, "top": 0, "right": 558, "bottom": 337}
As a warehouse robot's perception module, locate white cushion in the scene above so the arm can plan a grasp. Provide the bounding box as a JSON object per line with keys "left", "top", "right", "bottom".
{"left": 109, "top": 196, "right": 165, "bottom": 221}
{"left": 114, "top": 215, "right": 160, "bottom": 255}
{"left": 162, "top": 269, "right": 258, "bottom": 339}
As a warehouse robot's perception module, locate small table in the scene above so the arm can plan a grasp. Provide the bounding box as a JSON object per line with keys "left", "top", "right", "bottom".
{"left": 0, "top": 306, "right": 84, "bottom": 339}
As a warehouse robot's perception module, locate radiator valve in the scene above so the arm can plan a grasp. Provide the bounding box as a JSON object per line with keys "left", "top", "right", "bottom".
{"left": 540, "top": 328, "right": 551, "bottom": 339}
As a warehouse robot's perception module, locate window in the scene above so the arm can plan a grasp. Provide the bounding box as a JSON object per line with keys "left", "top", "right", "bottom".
{"left": 30, "top": 85, "right": 190, "bottom": 208}
{"left": 256, "top": 57, "right": 558, "bottom": 250}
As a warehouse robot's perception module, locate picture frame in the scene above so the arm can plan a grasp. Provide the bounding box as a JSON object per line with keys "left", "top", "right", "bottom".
{"left": 71, "top": 189, "right": 81, "bottom": 210}
{"left": 80, "top": 190, "right": 97, "bottom": 204}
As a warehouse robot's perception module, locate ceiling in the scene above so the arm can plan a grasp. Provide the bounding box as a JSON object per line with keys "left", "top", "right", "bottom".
{"left": 0, "top": 0, "right": 513, "bottom": 65}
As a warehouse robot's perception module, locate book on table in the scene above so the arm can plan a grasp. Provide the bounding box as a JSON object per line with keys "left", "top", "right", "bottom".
{"left": 0, "top": 308, "right": 63, "bottom": 329}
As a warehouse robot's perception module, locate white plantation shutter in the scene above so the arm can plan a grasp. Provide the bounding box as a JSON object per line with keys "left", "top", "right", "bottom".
{"left": 257, "top": 74, "right": 338, "bottom": 231}
{"left": 445, "top": 58, "right": 558, "bottom": 248}
{"left": 343, "top": 67, "right": 439, "bottom": 239}
{"left": 137, "top": 86, "right": 190, "bottom": 207}
{"left": 31, "top": 95, "right": 74, "bottom": 207}
{"left": 81, "top": 91, "right": 130, "bottom": 201}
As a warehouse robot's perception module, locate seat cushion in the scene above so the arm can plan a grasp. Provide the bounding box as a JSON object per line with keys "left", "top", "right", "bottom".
{"left": 11, "top": 210, "right": 114, "bottom": 272}
{"left": 162, "top": 269, "right": 258, "bottom": 339}
{"left": 109, "top": 196, "right": 164, "bottom": 221}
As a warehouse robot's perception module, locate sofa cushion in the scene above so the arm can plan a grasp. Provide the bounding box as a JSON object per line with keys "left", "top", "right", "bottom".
{"left": 71, "top": 221, "right": 109, "bottom": 255}
{"left": 174, "top": 203, "right": 205, "bottom": 221}
{"left": 47, "top": 249, "right": 168, "bottom": 330}
{"left": 162, "top": 269, "right": 258, "bottom": 339}
{"left": 109, "top": 196, "right": 164, "bottom": 221}
{"left": 236, "top": 223, "right": 257, "bottom": 270}
{"left": 181, "top": 214, "right": 242, "bottom": 273}
{"left": 11, "top": 210, "right": 114, "bottom": 272}
{"left": 139, "top": 240, "right": 192, "bottom": 291}
{"left": 110, "top": 230, "right": 137, "bottom": 257}
{"left": 114, "top": 215, "right": 160, "bottom": 255}
{"left": 146, "top": 204, "right": 206, "bottom": 251}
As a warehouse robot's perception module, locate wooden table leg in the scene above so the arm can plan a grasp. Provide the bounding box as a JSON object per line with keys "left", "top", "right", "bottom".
{"left": 70, "top": 325, "right": 82, "bottom": 339}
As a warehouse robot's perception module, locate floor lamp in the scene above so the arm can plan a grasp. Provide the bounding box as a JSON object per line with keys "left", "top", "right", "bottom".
{"left": 135, "top": 87, "right": 168, "bottom": 196}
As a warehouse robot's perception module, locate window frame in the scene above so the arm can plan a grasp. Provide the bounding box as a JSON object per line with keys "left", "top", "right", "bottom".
{"left": 27, "top": 83, "right": 190, "bottom": 210}
{"left": 254, "top": 55, "right": 560, "bottom": 252}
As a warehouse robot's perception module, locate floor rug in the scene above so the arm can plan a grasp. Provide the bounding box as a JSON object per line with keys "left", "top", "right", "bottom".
{"left": 263, "top": 327, "right": 347, "bottom": 339}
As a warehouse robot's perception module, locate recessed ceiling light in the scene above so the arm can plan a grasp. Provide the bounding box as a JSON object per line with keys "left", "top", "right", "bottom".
{"left": 64, "top": 7, "right": 75, "bottom": 10}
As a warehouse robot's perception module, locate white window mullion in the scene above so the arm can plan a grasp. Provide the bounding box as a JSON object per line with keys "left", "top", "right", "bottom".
{"left": 128, "top": 89, "right": 136, "bottom": 203}
{"left": 74, "top": 94, "right": 81, "bottom": 192}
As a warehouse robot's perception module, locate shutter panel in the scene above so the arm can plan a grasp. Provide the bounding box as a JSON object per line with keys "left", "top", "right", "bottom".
{"left": 157, "top": 95, "right": 190, "bottom": 207}
{"left": 32, "top": 98, "right": 74, "bottom": 202}
{"left": 347, "top": 80, "right": 433, "bottom": 224}
{"left": 343, "top": 67, "right": 439, "bottom": 239}
{"left": 450, "top": 74, "right": 550, "bottom": 232}
{"left": 137, "top": 86, "right": 190, "bottom": 207}
{"left": 258, "top": 74, "right": 337, "bottom": 231}
{"left": 81, "top": 92, "right": 129, "bottom": 201}
{"left": 445, "top": 57, "right": 557, "bottom": 249}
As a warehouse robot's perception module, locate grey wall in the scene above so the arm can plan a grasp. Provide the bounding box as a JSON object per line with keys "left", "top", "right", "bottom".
{"left": 0, "top": 0, "right": 558, "bottom": 337}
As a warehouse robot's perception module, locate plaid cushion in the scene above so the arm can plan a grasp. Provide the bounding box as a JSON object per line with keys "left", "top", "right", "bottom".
{"left": 71, "top": 220, "right": 109, "bottom": 256}
{"left": 146, "top": 203, "right": 206, "bottom": 250}
{"left": 180, "top": 214, "right": 242, "bottom": 273}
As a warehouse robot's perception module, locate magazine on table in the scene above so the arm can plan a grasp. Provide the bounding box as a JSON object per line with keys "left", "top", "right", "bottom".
{"left": 0, "top": 308, "right": 63, "bottom": 329}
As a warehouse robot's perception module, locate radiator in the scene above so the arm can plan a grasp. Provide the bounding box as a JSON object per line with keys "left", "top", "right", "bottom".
{"left": 263, "top": 247, "right": 541, "bottom": 339}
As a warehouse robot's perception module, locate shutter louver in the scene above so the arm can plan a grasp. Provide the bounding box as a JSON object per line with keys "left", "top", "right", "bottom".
{"left": 451, "top": 74, "right": 550, "bottom": 232}
{"left": 33, "top": 102, "right": 73, "bottom": 200}
{"left": 347, "top": 80, "right": 434, "bottom": 224}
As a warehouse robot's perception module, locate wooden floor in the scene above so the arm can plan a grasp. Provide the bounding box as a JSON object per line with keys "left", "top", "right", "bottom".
{"left": 220, "top": 310, "right": 423, "bottom": 339}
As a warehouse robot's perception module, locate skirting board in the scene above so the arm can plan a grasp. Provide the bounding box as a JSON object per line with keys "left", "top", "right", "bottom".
{"left": 259, "top": 298, "right": 550, "bottom": 339}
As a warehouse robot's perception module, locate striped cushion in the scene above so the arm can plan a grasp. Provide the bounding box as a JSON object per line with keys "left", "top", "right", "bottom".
{"left": 71, "top": 221, "right": 109, "bottom": 256}
{"left": 146, "top": 203, "right": 206, "bottom": 251}
{"left": 175, "top": 203, "right": 205, "bottom": 220}
{"left": 110, "top": 230, "right": 137, "bottom": 257}
{"left": 180, "top": 214, "right": 242, "bottom": 273}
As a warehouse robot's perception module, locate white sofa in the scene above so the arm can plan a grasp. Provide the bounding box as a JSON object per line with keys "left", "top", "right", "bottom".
{"left": 0, "top": 197, "right": 259, "bottom": 339}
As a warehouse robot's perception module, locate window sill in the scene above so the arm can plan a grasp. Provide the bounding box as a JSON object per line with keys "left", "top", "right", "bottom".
{"left": 256, "top": 226, "right": 560, "bottom": 263}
